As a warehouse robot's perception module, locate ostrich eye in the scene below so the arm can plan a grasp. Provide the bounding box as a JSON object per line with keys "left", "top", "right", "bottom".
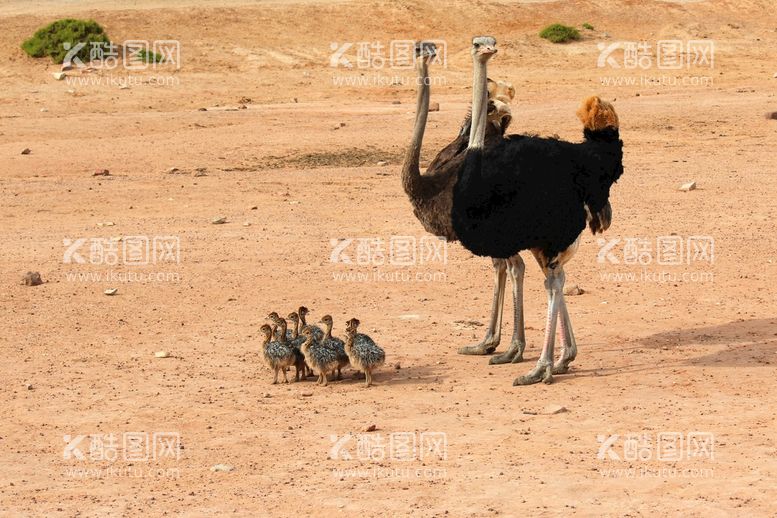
{"left": 474, "top": 43, "right": 480, "bottom": 48}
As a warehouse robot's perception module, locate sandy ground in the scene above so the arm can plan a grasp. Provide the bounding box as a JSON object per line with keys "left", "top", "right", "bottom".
{"left": 2, "top": 0, "right": 777, "bottom": 516}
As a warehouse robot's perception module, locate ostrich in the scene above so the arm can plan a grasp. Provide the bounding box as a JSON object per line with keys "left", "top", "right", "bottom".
{"left": 401, "top": 41, "right": 531, "bottom": 363}
{"left": 451, "top": 36, "right": 624, "bottom": 385}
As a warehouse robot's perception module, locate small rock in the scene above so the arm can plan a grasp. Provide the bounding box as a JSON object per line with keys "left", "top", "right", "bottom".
{"left": 679, "top": 181, "right": 697, "bottom": 192}
{"left": 212, "top": 216, "right": 227, "bottom": 224}
{"left": 165, "top": 167, "right": 180, "bottom": 174}
{"left": 564, "top": 284, "right": 584, "bottom": 296}
{"left": 263, "top": 393, "right": 272, "bottom": 398}
{"left": 394, "top": 363, "right": 401, "bottom": 370}
{"left": 198, "top": 107, "right": 207, "bottom": 111}
{"left": 292, "top": 97, "right": 298, "bottom": 103}
{"left": 332, "top": 122, "right": 346, "bottom": 130}
{"left": 40, "top": 108, "right": 48, "bottom": 112}
{"left": 238, "top": 97, "right": 252, "bottom": 104}
{"left": 93, "top": 169, "right": 111, "bottom": 176}
{"left": 766, "top": 112, "right": 777, "bottom": 120}
{"left": 242, "top": 222, "right": 251, "bottom": 227}
{"left": 193, "top": 168, "right": 207, "bottom": 177}
{"left": 365, "top": 424, "right": 377, "bottom": 432}
{"left": 391, "top": 100, "right": 401, "bottom": 105}
{"left": 210, "top": 464, "right": 235, "bottom": 473}
{"left": 119, "top": 84, "right": 130, "bottom": 90}
{"left": 52, "top": 72, "right": 66, "bottom": 80}
{"left": 104, "top": 288, "right": 118, "bottom": 296}
{"left": 542, "top": 405, "right": 568, "bottom": 415}
{"left": 21, "top": 148, "right": 31, "bottom": 155}
{"left": 21, "top": 271, "right": 43, "bottom": 286}
{"left": 773, "top": 72, "right": 777, "bottom": 78}
{"left": 154, "top": 351, "right": 170, "bottom": 358}
{"left": 26, "top": 383, "right": 33, "bottom": 390}
{"left": 428, "top": 102, "right": 440, "bottom": 112}
{"left": 300, "top": 391, "right": 313, "bottom": 397}
{"left": 249, "top": 205, "right": 258, "bottom": 210}
{"left": 376, "top": 161, "right": 387, "bottom": 166}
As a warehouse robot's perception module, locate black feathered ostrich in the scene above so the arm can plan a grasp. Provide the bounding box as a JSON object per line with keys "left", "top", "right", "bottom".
{"left": 451, "top": 36, "right": 624, "bottom": 385}
{"left": 402, "top": 42, "right": 536, "bottom": 363}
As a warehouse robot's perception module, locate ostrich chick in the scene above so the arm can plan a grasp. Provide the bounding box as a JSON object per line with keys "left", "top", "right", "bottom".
{"left": 299, "top": 326, "right": 340, "bottom": 387}
{"left": 287, "top": 311, "right": 312, "bottom": 379}
{"left": 268, "top": 311, "right": 305, "bottom": 382}
{"left": 259, "top": 324, "right": 296, "bottom": 384}
{"left": 319, "top": 315, "right": 350, "bottom": 380}
{"left": 298, "top": 306, "right": 324, "bottom": 342}
{"left": 344, "top": 318, "right": 386, "bottom": 388}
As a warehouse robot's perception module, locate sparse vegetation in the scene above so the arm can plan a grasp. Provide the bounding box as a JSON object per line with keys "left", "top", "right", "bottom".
{"left": 582, "top": 22, "right": 595, "bottom": 31}
{"left": 21, "top": 19, "right": 109, "bottom": 64}
{"left": 539, "top": 23, "right": 581, "bottom": 43}
{"left": 135, "top": 48, "right": 165, "bottom": 63}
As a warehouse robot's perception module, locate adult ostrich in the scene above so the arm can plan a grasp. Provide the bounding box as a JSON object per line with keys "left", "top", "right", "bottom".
{"left": 401, "top": 42, "right": 530, "bottom": 362}
{"left": 451, "top": 36, "right": 624, "bottom": 385}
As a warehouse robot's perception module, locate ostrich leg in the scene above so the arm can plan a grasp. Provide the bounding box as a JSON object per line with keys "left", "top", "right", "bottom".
{"left": 553, "top": 293, "right": 577, "bottom": 374}
{"left": 458, "top": 258, "right": 507, "bottom": 355}
{"left": 514, "top": 266, "right": 565, "bottom": 385}
{"left": 490, "top": 254, "right": 527, "bottom": 364}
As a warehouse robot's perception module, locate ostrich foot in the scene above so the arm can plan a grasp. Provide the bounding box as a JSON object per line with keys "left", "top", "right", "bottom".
{"left": 457, "top": 339, "right": 499, "bottom": 355}
{"left": 489, "top": 340, "right": 526, "bottom": 364}
{"left": 552, "top": 359, "right": 574, "bottom": 375}
{"left": 513, "top": 362, "right": 553, "bottom": 386}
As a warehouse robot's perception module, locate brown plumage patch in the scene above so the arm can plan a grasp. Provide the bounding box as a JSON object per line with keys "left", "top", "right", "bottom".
{"left": 577, "top": 96, "right": 619, "bottom": 130}
{"left": 487, "top": 78, "right": 516, "bottom": 105}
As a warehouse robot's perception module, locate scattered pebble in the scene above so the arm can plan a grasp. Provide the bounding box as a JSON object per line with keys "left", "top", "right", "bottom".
{"left": 300, "top": 391, "right": 313, "bottom": 397}
{"left": 40, "top": 108, "right": 48, "bottom": 112}
{"left": 679, "top": 181, "right": 697, "bottom": 192}
{"left": 52, "top": 72, "right": 66, "bottom": 80}
{"left": 391, "top": 100, "right": 401, "bottom": 104}
{"left": 26, "top": 383, "right": 33, "bottom": 390}
{"left": 564, "top": 284, "right": 584, "bottom": 296}
{"left": 165, "top": 167, "right": 180, "bottom": 174}
{"left": 96, "top": 222, "right": 115, "bottom": 227}
{"left": 365, "top": 424, "right": 377, "bottom": 432}
{"left": 154, "top": 351, "right": 170, "bottom": 358}
{"left": 773, "top": 72, "right": 777, "bottom": 78}
{"left": 766, "top": 112, "right": 777, "bottom": 120}
{"left": 332, "top": 122, "right": 346, "bottom": 130}
{"left": 542, "top": 405, "right": 568, "bottom": 415}
{"left": 211, "top": 216, "right": 227, "bottom": 224}
{"left": 21, "top": 148, "right": 31, "bottom": 155}
{"left": 93, "top": 169, "right": 111, "bottom": 176}
{"left": 263, "top": 393, "right": 271, "bottom": 398}
{"left": 428, "top": 102, "right": 440, "bottom": 112}
{"left": 193, "top": 168, "right": 207, "bottom": 177}
{"left": 119, "top": 84, "right": 130, "bottom": 90}
{"left": 21, "top": 271, "right": 43, "bottom": 286}
{"left": 210, "top": 464, "right": 235, "bottom": 473}
{"left": 198, "top": 107, "right": 207, "bottom": 111}
{"left": 243, "top": 222, "right": 251, "bottom": 227}
{"left": 376, "top": 161, "right": 387, "bottom": 166}
{"left": 104, "top": 288, "right": 118, "bottom": 296}
{"left": 394, "top": 363, "right": 401, "bottom": 370}
{"left": 249, "top": 205, "right": 258, "bottom": 210}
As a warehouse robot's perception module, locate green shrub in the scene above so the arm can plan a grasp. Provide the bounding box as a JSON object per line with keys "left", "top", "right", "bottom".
{"left": 136, "top": 48, "right": 164, "bottom": 63}
{"left": 582, "top": 22, "right": 595, "bottom": 31}
{"left": 21, "top": 19, "right": 109, "bottom": 64}
{"left": 539, "top": 23, "right": 581, "bottom": 43}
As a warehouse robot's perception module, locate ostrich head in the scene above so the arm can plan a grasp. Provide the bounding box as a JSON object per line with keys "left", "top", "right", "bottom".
{"left": 345, "top": 318, "right": 360, "bottom": 335}
{"left": 471, "top": 36, "right": 497, "bottom": 62}
{"left": 259, "top": 324, "right": 273, "bottom": 340}
{"left": 300, "top": 325, "right": 314, "bottom": 338}
{"left": 267, "top": 311, "right": 281, "bottom": 324}
{"left": 287, "top": 312, "right": 299, "bottom": 325}
{"left": 577, "top": 96, "right": 619, "bottom": 131}
{"left": 415, "top": 41, "right": 437, "bottom": 66}
{"left": 319, "top": 314, "right": 334, "bottom": 327}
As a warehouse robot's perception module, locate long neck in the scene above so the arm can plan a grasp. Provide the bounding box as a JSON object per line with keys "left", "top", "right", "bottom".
{"left": 301, "top": 335, "right": 311, "bottom": 353}
{"left": 290, "top": 319, "right": 299, "bottom": 339}
{"left": 324, "top": 321, "right": 332, "bottom": 340}
{"left": 401, "top": 60, "right": 431, "bottom": 197}
{"left": 344, "top": 332, "right": 354, "bottom": 352}
{"left": 298, "top": 311, "right": 307, "bottom": 326}
{"left": 277, "top": 320, "right": 287, "bottom": 343}
{"left": 467, "top": 57, "right": 489, "bottom": 150}
{"left": 262, "top": 335, "right": 270, "bottom": 352}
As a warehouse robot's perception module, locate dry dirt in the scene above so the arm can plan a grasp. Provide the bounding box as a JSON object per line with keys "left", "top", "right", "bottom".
{"left": 2, "top": 0, "right": 777, "bottom": 516}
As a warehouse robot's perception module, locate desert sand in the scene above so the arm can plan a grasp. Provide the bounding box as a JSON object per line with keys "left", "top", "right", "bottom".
{"left": 1, "top": 0, "right": 777, "bottom": 516}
